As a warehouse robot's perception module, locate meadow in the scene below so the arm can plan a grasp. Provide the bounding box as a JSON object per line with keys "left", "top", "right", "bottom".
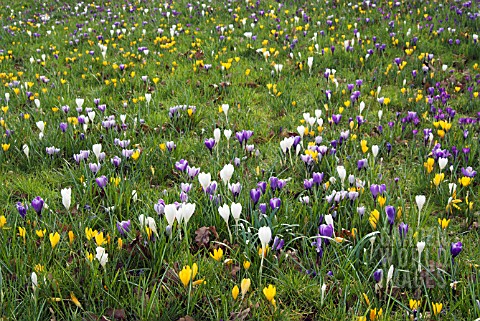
{"left": 0, "top": 0, "right": 479, "bottom": 320}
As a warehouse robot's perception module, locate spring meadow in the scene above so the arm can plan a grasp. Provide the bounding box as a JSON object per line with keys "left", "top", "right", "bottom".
{"left": 0, "top": 0, "right": 479, "bottom": 320}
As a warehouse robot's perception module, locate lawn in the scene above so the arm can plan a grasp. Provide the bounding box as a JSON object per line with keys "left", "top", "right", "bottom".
{"left": 0, "top": 0, "right": 479, "bottom": 320}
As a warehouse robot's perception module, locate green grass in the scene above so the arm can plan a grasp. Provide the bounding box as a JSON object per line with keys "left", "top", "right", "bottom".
{"left": 0, "top": 0, "right": 479, "bottom": 320}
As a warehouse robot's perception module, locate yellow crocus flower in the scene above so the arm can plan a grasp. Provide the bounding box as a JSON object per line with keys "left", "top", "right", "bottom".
{"left": 49, "top": 232, "right": 60, "bottom": 249}
{"left": 369, "top": 210, "right": 380, "bottom": 230}
{"left": 438, "top": 218, "right": 450, "bottom": 230}
{"left": 458, "top": 176, "right": 472, "bottom": 187}
{"left": 232, "top": 285, "right": 239, "bottom": 300}
{"left": 432, "top": 302, "right": 442, "bottom": 315}
{"left": 424, "top": 158, "right": 434, "bottom": 173}
{"left": 263, "top": 284, "right": 276, "bottom": 307}
{"left": 209, "top": 248, "right": 223, "bottom": 261}
{"left": 433, "top": 173, "right": 444, "bottom": 187}
{"left": 36, "top": 229, "right": 46, "bottom": 238}
{"left": 409, "top": 299, "right": 421, "bottom": 310}
{"left": 361, "top": 140, "right": 368, "bottom": 153}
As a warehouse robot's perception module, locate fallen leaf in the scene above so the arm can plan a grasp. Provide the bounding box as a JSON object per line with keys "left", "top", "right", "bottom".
{"left": 105, "top": 309, "right": 127, "bottom": 320}
{"left": 194, "top": 226, "right": 219, "bottom": 248}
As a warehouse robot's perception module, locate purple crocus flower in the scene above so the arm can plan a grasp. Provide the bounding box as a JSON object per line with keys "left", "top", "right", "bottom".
{"left": 373, "top": 269, "right": 383, "bottom": 283}
{"left": 312, "top": 172, "right": 324, "bottom": 185}
{"left": 272, "top": 236, "right": 285, "bottom": 252}
{"left": 181, "top": 183, "right": 192, "bottom": 193}
{"left": 116, "top": 220, "right": 131, "bottom": 235}
{"left": 370, "top": 184, "right": 381, "bottom": 199}
{"left": 311, "top": 236, "right": 323, "bottom": 258}
{"left": 204, "top": 138, "right": 216, "bottom": 152}
{"left": 450, "top": 242, "right": 462, "bottom": 260}
{"left": 89, "top": 163, "right": 101, "bottom": 174}
{"left": 259, "top": 203, "right": 267, "bottom": 214}
{"left": 304, "top": 179, "right": 314, "bottom": 190}
{"left": 250, "top": 188, "right": 261, "bottom": 205}
{"left": 175, "top": 159, "right": 188, "bottom": 171}
{"left": 332, "top": 114, "right": 342, "bottom": 124}
{"left": 166, "top": 141, "right": 176, "bottom": 151}
{"left": 186, "top": 166, "right": 200, "bottom": 179}
{"left": 461, "top": 166, "right": 477, "bottom": 177}
{"left": 357, "top": 159, "right": 367, "bottom": 171}
{"left": 319, "top": 224, "right": 334, "bottom": 244}
{"left": 111, "top": 156, "right": 121, "bottom": 167}
{"left": 242, "top": 130, "right": 254, "bottom": 142}
{"left": 269, "top": 197, "right": 281, "bottom": 210}
{"left": 398, "top": 222, "right": 408, "bottom": 239}
{"left": 95, "top": 175, "right": 108, "bottom": 189}
{"left": 31, "top": 197, "right": 44, "bottom": 216}
{"left": 229, "top": 182, "right": 242, "bottom": 198}
{"left": 154, "top": 199, "right": 166, "bottom": 215}
{"left": 357, "top": 206, "right": 366, "bottom": 217}
{"left": 269, "top": 176, "right": 279, "bottom": 192}
{"left": 59, "top": 122, "right": 68, "bottom": 132}
{"left": 386, "top": 206, "right": 396, "bottom": 226}
{"left": 277, "top": 179, "right": 287, "bottom": 190}
{"left": 257, "top": 181, "right": 267, "bottom": 194}
{"left": 180, "top": 191, "right": 188, "bottom": 202}
{"left": 235, "top": 131, "right": 244, "bottom": 145}
{"left": 16, "top": 202, "right": 28, "bottom": 219}
{"left": 206, "top": 181, "right": 218, "bottom": 195}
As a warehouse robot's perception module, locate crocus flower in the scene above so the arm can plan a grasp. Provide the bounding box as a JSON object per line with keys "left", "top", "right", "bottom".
{"left": 263, "top": 284, "right": 276, "bottom": 307}
{"left": 373, "top": 269, "right": 383, "bottom": 284}
{"left": 231, "top": 202, "right": 242, "bottom": 225}
{"left": 61, "top": 188, "right": 72, "bottom": 210}
{"left": 116, "top": 220, "right": 131, "bottom": 235}
{"left": 357, "top": 159, "right": 367, "bottom": 170}
{"left": 398, "top": 222, "right": 408, "bottom": 239}
{"left": 312, "top": 172, "right": 324, "bottom": 185}
{"left": 319, "top": 224, "right": 334, "bottom": 244}
{"left": 92, "top": 144, "right": 102, "bottom": 161}
{"left": 210, "top": 248, "right": 223, "bottom": 261}
{"left": 198, "top": 172, "right": 211, "bottom": 192}
{"left": 258, "top": 226, "right": 272, "bottom": 250}
{"left": 154, "top": 199, "right": 166, "bottom": 215}
{"left": 450, "top": 242, "right": 462, "bottom": 260}
{"left": 175, "top": 159, "right": 188, "bottom": 171}
{"left": 186, "top": 166, "right": 200, "bottom": 179}
{"left": 385, "top": 206, "right": 396, "bottom": 226}
{"left": 95, "top": 246, "right": 108, "bottom": 268}
{"left": 49, "top": 232, "right": 60, "bottom": 249}
{"left": 220, "top": 164, "right": 234, "bottom": 185}
{"left": 461, "top": 166, "right": 477, "bottom": 177}
{"left": 164, "top": 204, "right": 177, "bottom": 227}
{"left": 218, "top": 204, "right": 230, "bottom": 224}
{"left": 95, "top": 176, "right": 108, "bottom": 189}
{"left": 89, "top": 163, "right": 101, "bottom": 174}
{"left": 272, "top": 236, "right": 284, "bottom": 251}
{"left": 269, "top": 197, "right": 281, "bottom": 210}
{"left": 259, "top": 203, "right": 267, "bottom": 214}
{"left": 16, "top": 202, "right": 28, "bottom": 219}
{"left": 241, "top": 278, "right": 251, "bottom": 299}
{"left": 111, "top": 156, "right": 121, "bottom": 167}
{"left": 204, "top": 138, "right": 215, "bottom": 153}
{"left": 229, "top": 182, "right": 242, "bottom": 198}
{"left": 250, "top": 189, "right": 261, "bottom": 205}
{"left": 257, "top": 181, "right": 267, "bottom": 194}
{"left": 31, "top": 196, "right": 44, "bottom": 216}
